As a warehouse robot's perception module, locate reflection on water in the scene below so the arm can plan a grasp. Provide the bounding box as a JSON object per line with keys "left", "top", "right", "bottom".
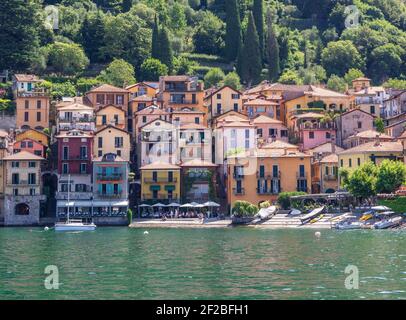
{"left": 0, "top": 227, "right": 405, "bottom": 299}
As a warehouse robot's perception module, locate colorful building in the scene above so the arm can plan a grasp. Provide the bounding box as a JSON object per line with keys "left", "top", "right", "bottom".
{"left": 3, "top": 151, "right": 45, "bottom": 225}
{"left": 226, "top": 145, "right": 312, "bottom": 206}
{"left": 204, "top": 85, "right": 243, "bottom": 120}
{"left": 94, "top": 125, "right": 130, "bottom": 161}
{"left": 177, "top": 123, "right": 212, "bottom": 163}
{"left": 343, "top": 130, "right": 393, "bottom": 149}
{"left": 13, "top": 138, "right": 46, "bottom": 157}
{"left": 140, "top": 161, "right": 181, "bottom": 204}
{"left": 311, "top": 153, "right": 339, "bottom": 194}
{"left": 134, "top": 105, "right": 169, "bottom": 141}
{"left": 16, "top": 128, "right": 50, "bottom": 147}
{"left": 56, "top": 102, "right": 95, "bottom": 132}
{"left": 243, "top": 98, "right": 279, "bottom": 119}
{"left": 252, "top": 115, "right": 289, "bottom": 144}
{"left": 95, "top": 105, "right": 126, "bottom": 131}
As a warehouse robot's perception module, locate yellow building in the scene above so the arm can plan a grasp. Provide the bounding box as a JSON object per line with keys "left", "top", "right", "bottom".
{"left": 284, "top": 86, "right": 352, "bottom": 128}
{"left": 204, "top": 85, "right": 243, "bottom": 120}
{"left": 140, "top": 162, "right": 181, "bottom": 203}
{"left": 126, "top": 82, "right": 159, "bottom": 98}
{"left": 95, "top": 105, "right": 126, "bottom": 130}
{"left": 94, "top": 125, "right": 131, "bottom": 161}
{"left": 338, "top": 141, "right": 404, "bottom": 171}
{"left": 16, "top": 128, "right": 50, "bottom": 147}
{"left": 311, "top": 154, "right": 339, "bottom": 194}
{"left": 226, "top": 144, "right": 312, "bottom": 206}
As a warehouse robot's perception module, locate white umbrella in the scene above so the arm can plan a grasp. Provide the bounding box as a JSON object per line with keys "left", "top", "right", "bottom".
{"left": 167, "top": 202, "right": 180, "bottom": 207}
{"left": 180, "top": 203, "right": 194, "bottom": 208}
{"left": 204, "top": 201, "right": 220, "bottom": 207}
{"left": 138, "top": 204, "right": 151, "bottom": 208}
{"left": 152, "top": 203, "right": 166, "bottom": 208}
{"left": 194, "top": 204, "right": 205, "bottom": 208}
{"left": 190, "top": 202, "right": 200, "bottom": 207}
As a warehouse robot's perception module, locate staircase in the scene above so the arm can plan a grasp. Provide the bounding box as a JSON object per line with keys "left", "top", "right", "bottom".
{"left": 261, "top": 213, "right": 334, "bottom": 228}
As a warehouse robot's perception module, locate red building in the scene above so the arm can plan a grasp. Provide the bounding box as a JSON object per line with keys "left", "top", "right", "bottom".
{"left": 13, "top": 138, "right": 46, "bottom": 157}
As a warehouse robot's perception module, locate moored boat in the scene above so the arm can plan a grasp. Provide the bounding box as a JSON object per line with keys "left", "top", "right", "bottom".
{"left": 335, "top": 220, "right": 363, "bottom": 230}
{"left": 373, "top": 216, "right": 403, "bottom": 229}
{"left": 55, "top": 220, "right": 97, "bottom": 231}
{"left": 300, "top": 206, "right": 325, "bottom": 224}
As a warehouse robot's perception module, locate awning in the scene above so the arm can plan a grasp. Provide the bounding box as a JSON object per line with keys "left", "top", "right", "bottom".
{"left": 57, "top": 201, "right": 75, "bottom": 207}
{"left": 150, "top": 185, "right": 161, "bottom": 191}
{"left": 111, "top": 201, "right": 129, "bottom": 207}
{"left": 164, "top": 185, "right": 176, "bottom": 191}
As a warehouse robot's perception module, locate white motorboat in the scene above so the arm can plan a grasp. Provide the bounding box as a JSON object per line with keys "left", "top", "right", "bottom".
{"left": 54, "top": 175, "right": 97, "bottom": 232}
{"left": 55, "top": 220, "right": 97, "bottom": 231}
{"left": 257, "top": 206, "right": 277, "bottom": 220}
{"left": 373, "top": 216, "right": 403, "bottom": 230}
{"left": 335, "top": 221, "right": 363, "bottom": 230}
{"left": 289, "top": 209, "right": 302, "bottom": 216}
{"left": 300, "top": 206, "right": 325, "bottom": 224}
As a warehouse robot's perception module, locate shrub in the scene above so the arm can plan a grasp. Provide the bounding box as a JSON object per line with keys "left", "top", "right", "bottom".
{"left": 277, "top": 192, "right": 307, "bottom": 210}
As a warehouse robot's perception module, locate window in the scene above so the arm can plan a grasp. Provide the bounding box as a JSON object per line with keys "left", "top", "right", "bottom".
{"left": 27, "top": 141, "right": 33, "bottom": 148}
{"left": 349, "top": 159, "right": 352, "bottom": 167}
{"left": 116, "top": 95, "right": 124, "bottom": 105}
{"left": 259, "top": 165, "right": 265, "bottom": 178}
{"left": 30, "top": 188, "right": 36, "bottom": 196}
{"left": 28, "top": 161, "right": 36, "bottom": 168}
{"left": 28, "top": 173, "right": 36, "bottom": 185}
{"left": 232, "top": 94, "right": 240, "bottom": 99}
{"left": 34, "top": 150, "right": 41, "bottom": 156}
{"left": 234, "top": 103, "right": 239, "bottom": 111}
{"left": 115, "top": 137, "right": 123, "bottom": 148}
{"left": 194, "top": 117, "right": 200, "bottom": 124}
{"left": 75, "top": 184, "right": 87, "bottom": 192}
{"left": 117, "top": 150, "right": 121, "bottom": 156}
{"left": 325, "top": 166, "right": 329, "bottom": 176}
{"left": 62, "top": 163, "right": 69, "bottom": 174}
{"left": 216, "top": 104, "right": 222, "bottom": 115}
{"left": 168, "top": 171, "right": 173, "bottom": 182}
{"left": 13, "top": 189, "right": 19, "bottom": 196}
{"left": 63, "top": 146, "right": 69, "bottom": 160}
{"left": 142, "top": 116, "right": 147, "bottom": 123}
{"left": 12, "top": 173, "right": 19, "bottom": 184}
{"left": 357, "top": 158, "right": 361, "bottom": 166}
{"left": 37, "top": 112, "right": 41, "bottom": 122}
{"left": 96, "top": 94, "right": 105, "bottom": 105}
{"left": 61, "top": 184, "right": 69, "bottom": 192}
{"left": 36, "top": 100, "right": 41, "bottom": 109}
{"left": 269, "top": 128, "right": 277, "bottom": 136}
{"left": 106, "top": 94, "right": 114, "bottom": 105}
{"left": 152, "top": 171, "right": 158, "bottom": 182}
{"left": 370, "top": 105, "right": 375, "bottom": 114}
{"left": 98, "top": 137, "right": 103, "bottom": 148}
{"left": 102, "top": 115, "right": 107, "bottom": 125}
{"left": 273, "top": 165, "right": 279, "bottom": 178}
{"left": 217, "top": 94, "right": 222, "bottom": 99}
{"left": 257, "top": 129, "right": 263, "bottom": 137}
{"left": 80, "top": 163, "right": 87, "bottom": 174}
{"left": 12, "top": 161, "right": 19, "bottom": 168}
{"left": 340, "top": 159, "right": 344, "bottom": 167}
{"left": 326, "top": 132, "right": 331, "bottom": 139}
{"left": 245, "top": 129, "right": 250, "bottom": 149}
{"left": 98, "top": 150, "right": 103, "bottom": 157}
{"left": 358, "top": 121, "right": 362, "bottom": 129}
{"left": 281, "top": 130, "right": 288, "bottom": 137}
{"left": 25, "top": 100, "right": 29, "bottom": 109}
{"left": 114, "top": 114, "right": 119, "bottom": 124}
{"left": 309, "top": 132, "right": 315, "bottom": 139}
{"left": 24, "top": 112, "right": 29, "bottom": 122}
{"left": 230, "top": 129, "right": 237, "bottom": 149}
{"left": 299, "top": 165, "right": 305, "bottom": 177}
{"left": 80, "top": 146, "right": 87, "bottom": 159}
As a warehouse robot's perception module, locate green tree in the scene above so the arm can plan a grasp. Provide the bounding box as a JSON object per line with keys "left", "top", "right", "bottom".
{"left": 76, "top": 78, "right": 101, "bottom": 95}
{"left": 0, "top": 0, "right": 42, "bottom": 71}
{"left": 151, "top": 14, "right": 160, "bottom": 60}
{"left": 80, "top": 10, "right": 105, "bottom": 63}
{"left": 341, "top": 162, "right": 378, "bottom": 201}
{"left": 50, "top": 81, "right": 77, "bottom": 100}
{"left": 193, "top": 11, "right": 225, "bottom": 56}
{"left": 173, "top": 56, "right": 197, "bottom": 75}
{"left": 321, "top": 40, "right": 364, "bottom": 77}
{"left": 376, "top": 160, "right": 406, "bottom": 194}
{"left": 98, "top": 59, "right": 136, "bottom": 87}
{"left": 266, "top": 9, "right": 280, "bottom": 82}
{"left": 225, "top": 0, "right": 242, "bottom": 61}
{"left": 140, "top": 58, "right": 168, "bottom": 81}
{"left": 383, "top": 78, "right": 406, "bottom": 90}
{"left": 278, "top": 70, "right": 302, "bottom": 85}
{"left": 344, "top": 68, "right": 365, "bottom": 86}
{"left": 223, "top": 72, "right": 241, "bottom": 90}
{"left": 253, "top": 0, "right": 264, "bottom": 59}
{"left": 326, "top": 75, "right": 347, "bottom": 93}
{"left": 375, "top": 118, "right": 385, "bottom": 133}
{"left": 47, "top": 42, "right": 90, "bottom": 76}
{"left": 369, "top": 44, "right": 404, "bottom": 83}
{"left": 157, "top": 27, "right": 173, "bottom": 72}
{"left": 238, "top": 12, "right": 262, "bottom": 86}
{"left": 204, "top": 68, "right": 225, "bottom": 88}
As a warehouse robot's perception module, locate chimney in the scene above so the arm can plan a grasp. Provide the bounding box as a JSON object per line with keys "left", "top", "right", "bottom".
{"left": 375, "top": 134, "right": 381, "bottom": 146}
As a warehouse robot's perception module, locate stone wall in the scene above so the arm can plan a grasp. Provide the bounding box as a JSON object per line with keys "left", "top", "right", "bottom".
{"left": 4, "top": 195, "right": 45, "bottom": 226}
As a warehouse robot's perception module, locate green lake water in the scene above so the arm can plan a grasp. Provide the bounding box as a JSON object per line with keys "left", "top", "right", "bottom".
{"left": 0, "top": 227, "right": 405, "bottom": 300}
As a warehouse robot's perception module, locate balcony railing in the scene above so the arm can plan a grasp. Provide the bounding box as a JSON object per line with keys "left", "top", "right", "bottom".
{"left": 300, "top": 122, "right": 336, "bottom": 130}
{"left": 323, "top": 174, "right": 338, "bottom": 181}
{"left": 142, "top": 193, "right": 179, "bottom": 200}
{"left": 61, "top": 155, "right": 89, "bottom": 161}
{"left": 257, "top": 188, "right": 281, "bottom": 195}
{"left": 169, "top": 99, "right": 199, "bottom": 105}
{"left": 233, "top": 188, "right": 245, "bottom": 195}
{"left": 233, "top": 173, "right": 245, "bottom": 180}
{"left": 17, "top": 91, "right": 49, "bottom": 97}
{"left": 96, "top": 173, "right": 123, "bottom": 181}
{"left": 59, "top": 117, "right": 95, "bottom": 123}
{"left": 143, "top": 177, "right": 177, "bottom": 183}
{"left": 256, "top": 171, "right": 281, "bottom": 179}
{"left": 296, "top": 172, "right": 308, "bottom": 179}
{"left": 96, "top": 192, "right": 123, "bottom": 199}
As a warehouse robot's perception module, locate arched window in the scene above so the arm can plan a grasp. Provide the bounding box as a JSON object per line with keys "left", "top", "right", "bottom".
{"left": 15, "top": 203, "right": 30, "bottom": 215}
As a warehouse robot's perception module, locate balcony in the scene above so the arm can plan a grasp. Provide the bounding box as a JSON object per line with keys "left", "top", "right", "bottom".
{"left": 61, "top": 155, "right": 89, "bottom": 161}
{"left": 233, "top": 172, "right": 245, "bottom": 180}
{"left": 144, "top": 177, "right": 177, "bottom": 183}
{"left": 59, "top": 116, "right": 95, "bottom": 123}
{"left": 300, "top": 122, "right": 336, "bottom": 130}
{"left": 142, "top": 193, "right": 179, "bottom": 200}
{"left": 256, "top": 171, "right": 281, "bottom": 179}
{"left": 56, "top": 192, "right": 93, "bottom": 200}
{"left": 296, "top": 172, "right": 308, "bottom": 180}
{"left": 169, "top": 99, "right": 199, "bottom": 105}
{"left": 233, "top": 188, "right": 245, "bottom": 195}
{"left": 257, "top": 188, "right": 280, "bottom": 195}
{"left": 323, "top": 174, "right": 338, "bottom": 181}
{"left": 9, "top": 180, "right": 38, "bottom": 186}
{"left": 96, "top": 192, "right": 123, "bottom": 199}
{"left": 97, "top": 173, "right": 123, "bottom": 181}
{"left": 17, "top": 90, "right": 49, "bottom": 98}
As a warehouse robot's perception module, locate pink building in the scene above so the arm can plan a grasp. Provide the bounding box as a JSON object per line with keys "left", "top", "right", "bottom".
{"left": 251, "top": 115, "right": 288, "bottom": 143}
{"left": 134, "top": 105, "right": 170, "bottom": 141}
{"left": 13, "top": 138, "right": 46, "bottom": 157}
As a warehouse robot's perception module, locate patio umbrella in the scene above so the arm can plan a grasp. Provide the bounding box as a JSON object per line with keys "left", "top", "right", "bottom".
{"left": 180, "top": 203, "right": 193, "bottom": 208}
{"left": 203, "top": 201, "right": 220, "bottom": 207}
{"left": 167, "top": 203, "right": 180, "bottom": 207}
{"left": 190, "top": 202, "right": 200, "bottom": 206}
{"left": 138, "top": 204, "right": 151, "bottom": 208}
{"left": 152, "top": 203, "right": 166, "bottom": 208}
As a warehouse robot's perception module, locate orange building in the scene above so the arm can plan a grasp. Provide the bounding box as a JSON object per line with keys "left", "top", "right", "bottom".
{"left": 85, "top": 84, "right": 130, "bottom": 114}
{"left": 226, "top": 143, "right": 312, "bottom": 207}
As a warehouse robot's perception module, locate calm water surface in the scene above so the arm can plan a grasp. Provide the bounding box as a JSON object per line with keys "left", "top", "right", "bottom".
{"left": 0, "top": 227, "right": 405, "bottom": 300}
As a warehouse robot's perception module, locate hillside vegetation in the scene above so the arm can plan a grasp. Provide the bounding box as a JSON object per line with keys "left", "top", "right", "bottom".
{"left": 1, "top": 0, "right": 406, "bottom": 92}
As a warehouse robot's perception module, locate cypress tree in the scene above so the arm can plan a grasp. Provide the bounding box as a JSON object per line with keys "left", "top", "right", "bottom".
{"left": 225, "top": 0, "right": 242, "bottom": 62}
{"left": 158, "top": 27, "right": 173, "bottom": 72}
{"left": 266, "top": 9, "right": 280, "bottom": 82}
{"left": 238, "top": 12, "right": 262, "bottom": 87}
{"left": 151, "top": 14, "right": 160, "bottom": 60}
{"left": 121, "top": 0, "right": 133, "bottom": 13}
{"left": 80, "top": 10, "right": 105, "bottom": 63}
{"left": 253, "top": 0, "right": 264, "bottom": 60}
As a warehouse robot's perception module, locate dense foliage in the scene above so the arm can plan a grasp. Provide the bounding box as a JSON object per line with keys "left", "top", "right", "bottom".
{"left": 1, "top": 0, "right": 406, "bottom": 90}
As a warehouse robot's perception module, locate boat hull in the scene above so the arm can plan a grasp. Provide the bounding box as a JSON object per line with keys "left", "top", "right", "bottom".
{"left": 55, "top": 223, "right": 97, "bottom": 231}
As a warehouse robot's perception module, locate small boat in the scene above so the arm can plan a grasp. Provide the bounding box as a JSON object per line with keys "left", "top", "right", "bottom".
{"left": 335, "top": 220, "right": 363, "bottom": 230}
{"left": 300, "top": 206, "right": 325, "bottom": 224}
{"left": 373, "top": 216, "right": 403, "bottom": 230}
{"left": 257, "top": 206, "right": 277, "bottom": 220}
{"left": 55, "top": 220, "right": 97, "bottom": 231}
{"left": 330, "top": 212, "right": 352, "bottom": 222}
{"left": 289, "top": 209, "right": 302, "bottom": 216}
{"left": 360, "top": 211, "right": 374, "bottom": 222}
{"left": 310, "top": 214, "right": 324, "bottom": 224}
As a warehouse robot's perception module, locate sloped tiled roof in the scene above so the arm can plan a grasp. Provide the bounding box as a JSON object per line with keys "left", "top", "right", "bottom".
{"left": 4, "top": 150, "right": 44, "bottom": 161}
{"left": 140, "top": 161, "right": 180, "bottom": 170}
{"left": 338, "top": 141, "right": 403, "bottom": 155}
{"left": 88, "top": 84, "right": 130, "bottom": 93}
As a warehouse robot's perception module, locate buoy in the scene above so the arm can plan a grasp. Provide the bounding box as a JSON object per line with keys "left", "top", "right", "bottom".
{"left": 315, "top": 231, "right": 321, "bottom": 238}
{"left": 144, "top": 231, "right": 149, "bottom": 235}
{"left": 44, "top": 226, "right": 49, "bottom": 231}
